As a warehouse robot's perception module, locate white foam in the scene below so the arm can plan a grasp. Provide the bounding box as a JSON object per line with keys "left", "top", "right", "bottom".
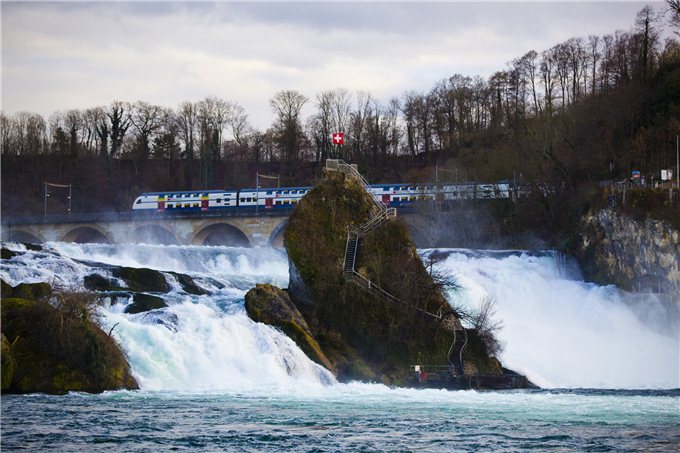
{"left": 430, "top": 250, "right": 680, "bottom": 389}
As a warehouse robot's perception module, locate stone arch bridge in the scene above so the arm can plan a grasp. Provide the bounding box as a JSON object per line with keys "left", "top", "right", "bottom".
{"left": 1, "top": 212, "right": 290, "bottom": 248}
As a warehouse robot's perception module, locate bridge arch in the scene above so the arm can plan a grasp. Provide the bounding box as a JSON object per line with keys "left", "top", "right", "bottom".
{"left": 268, "top": 220, "right": 288, "bottom": 248}
{"left": 193, "top": 223, "right": 251, "bottom": 247}
{"left": 7, "top": 229, "right": 43, "bottom": 244}
{"left": 130, "top": 224, "right": 178, "bottom": 245}
{"left": 61, "top": 226, "right": 111, "bottom": 244}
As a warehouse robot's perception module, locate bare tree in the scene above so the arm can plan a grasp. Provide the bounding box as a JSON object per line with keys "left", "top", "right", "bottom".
{"left": 668, "top": 0, "right": 680, "bottom": 33}
{"left": 130, "top": 101, "right": 166, "bottom": 162}
{"left": 635, "top": 6, "right": 663, "bottom": 83}
{"left": 269, "top": 90, "right": 308, "bottom": 175}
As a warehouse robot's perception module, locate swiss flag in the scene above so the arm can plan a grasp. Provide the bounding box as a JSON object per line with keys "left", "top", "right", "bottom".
{"left": 332, "top": 132, "right": 345, "bottom": 145}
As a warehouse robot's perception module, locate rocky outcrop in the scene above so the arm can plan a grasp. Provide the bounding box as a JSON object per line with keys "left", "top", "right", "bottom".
{"left": 245, "top": 284, "right": 333, "bottom": 371}
{"left": 1, "top": 281, "right": 52, "bottom": 300}
{"left": 576, "top": 209, "right": 680, "bottom": 297}
{"left": 1, "top": 293, "right": 138, "bottom": 394}
{"left": 278, "top": 170, "right": 503, "bottom": 384}
{"left": 125, "top": 293, "right": 168, "bottom": 314}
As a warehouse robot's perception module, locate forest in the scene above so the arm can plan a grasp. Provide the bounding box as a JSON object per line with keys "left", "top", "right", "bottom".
{"left": 2, "top": 6, "right": 679, "bottom": 218}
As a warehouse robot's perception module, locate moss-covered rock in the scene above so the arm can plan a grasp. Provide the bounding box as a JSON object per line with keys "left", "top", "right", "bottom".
{"left": 1, "top": 333, "right": 16, "bottom": 390}
{"left": 124, "top": 293, "right": 168, "bottom": 314}
{"left": 1, "top": 281, "right": 52, "bottom": 300}
{"left": 1, "top": 293, "right": 138, "bottom": 394}
{"left": 111, "top": 267, "right": 170, "bottom": 293}
{"left": 1, "top": 279, "right": 13, "bottom": 298}
{"left": 84, "top": 273, "right": 119, "bottom": 291}
{"left": 281, "top": 171, "right": 499, "bottom": 383}
{"left": 245, "top": 284, "right": 333, "bottom": 371}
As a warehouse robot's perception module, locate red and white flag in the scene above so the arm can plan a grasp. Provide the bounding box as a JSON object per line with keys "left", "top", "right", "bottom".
{"left": 331, "top": 132, "right": 345, "bottom": 145}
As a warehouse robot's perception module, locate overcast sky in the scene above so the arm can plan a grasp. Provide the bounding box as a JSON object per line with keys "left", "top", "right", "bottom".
{"left": 1, "top": 1, "right": 668, "bottom": 130}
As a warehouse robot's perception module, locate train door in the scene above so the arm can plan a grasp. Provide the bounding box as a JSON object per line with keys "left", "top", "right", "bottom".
{"left": 201, "top": 194, "right": 209, "bottom": 211}
{"left": 381, "top": 194, "right": 391, "bottom": 207}
{"left": 157, "top": 195, "right": 165, "bottom": 211}
{"left": 265, "top": 198, "right": 274, "bottom": 209}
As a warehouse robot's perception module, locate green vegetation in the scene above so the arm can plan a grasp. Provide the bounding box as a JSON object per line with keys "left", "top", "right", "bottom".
{"left": 1, "top": 285, "right": 138, "bottom": 394}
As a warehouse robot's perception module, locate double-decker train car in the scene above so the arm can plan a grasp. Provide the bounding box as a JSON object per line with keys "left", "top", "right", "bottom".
{"left": 132, "top": 182, "right": 513, "bottom": 213}
{"left": 237, "top": 186, "right": 311, "bottom": 211}
{"left": 132, "top": 190, "right": 239, "bottom": 212}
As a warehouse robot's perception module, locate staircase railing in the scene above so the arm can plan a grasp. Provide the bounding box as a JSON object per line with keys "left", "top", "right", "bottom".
{"left": 333, "top": 159, "right": 447, "bottom": 323}
{"left": 327, "top": 159, "right": 388, "bottom": 215}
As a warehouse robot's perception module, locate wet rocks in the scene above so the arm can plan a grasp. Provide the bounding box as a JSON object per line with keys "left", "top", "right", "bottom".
{"left": 245, "top": 283, "right": 333, "bottom": 371}
{"left": 124, "top": 293, "right": 168, "bottom": 314}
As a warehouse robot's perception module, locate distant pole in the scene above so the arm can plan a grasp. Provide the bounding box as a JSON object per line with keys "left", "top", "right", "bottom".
{"left": 44, "top": 182, "right": 48, "bottom": 221}
{"left": 676, "top": 135, "right": 679, "bottom": 189}
{"left": 256, "top": 172, "right": 259, "bottom": 216}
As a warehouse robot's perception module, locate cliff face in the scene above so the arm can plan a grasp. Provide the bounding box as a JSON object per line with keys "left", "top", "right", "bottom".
{"left": 576, "top": 209, "right": 680, "bottom": 297}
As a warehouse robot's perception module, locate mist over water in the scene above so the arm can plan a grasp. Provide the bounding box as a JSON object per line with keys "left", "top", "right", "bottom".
{"left": 427, "top": 249, "right": 680, "bottom": 389}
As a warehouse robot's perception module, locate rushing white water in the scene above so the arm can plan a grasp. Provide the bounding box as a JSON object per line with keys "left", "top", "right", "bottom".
{"left": 1, "top": 242, "right": 335, "bottom": 392}
{"left": 1, "top": 242, "right": 678, "bottom": 390}
{"left": 428, "top": 249, "right": 679, "bottom": 389}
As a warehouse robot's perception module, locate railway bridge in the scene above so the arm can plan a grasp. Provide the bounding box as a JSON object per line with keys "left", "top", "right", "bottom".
{"left": 1, "top": 211, "right": 290, "bottom": 248}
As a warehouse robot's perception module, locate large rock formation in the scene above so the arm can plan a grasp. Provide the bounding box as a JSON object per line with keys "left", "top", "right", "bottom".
{"left": 1, "top": 286, "right": 138, "bottom": 394}
{"left": 246, "top": 168, "right": 504, "bottom": 384}
{"left": 576, "top": 208, "right": 680, "bottom": 297}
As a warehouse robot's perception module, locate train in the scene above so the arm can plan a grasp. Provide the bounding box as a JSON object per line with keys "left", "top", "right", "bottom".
{"left": 132, "top": 182, "right": 514, "bottom": 213}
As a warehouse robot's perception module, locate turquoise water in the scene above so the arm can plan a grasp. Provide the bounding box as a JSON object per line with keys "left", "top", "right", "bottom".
{"left": 2, "top": 387, "right": 678, "bottom": 451}
{"left": 1, "top": 243, "right": 678, "bottom": 451}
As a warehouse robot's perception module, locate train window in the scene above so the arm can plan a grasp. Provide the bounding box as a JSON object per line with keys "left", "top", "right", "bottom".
{"left": 217, "top": 198, "right": 222, "bottom": 204}
{"left": 136, "top": 199, "right": 141, "bottom": 204}
{"left": 184, "top": 203, "right": 189, "bottom": 208}
{"left": 267, "top": 191, "right": 273, "bottom": 195}
{"left": 240, "top": 198, "right": 245, "bottom": 203}
{"left": 275, "top": 200, "right": 282, "bottom": 205}
{"left": 193, "top": 203, "right": 199, "bottom": 207}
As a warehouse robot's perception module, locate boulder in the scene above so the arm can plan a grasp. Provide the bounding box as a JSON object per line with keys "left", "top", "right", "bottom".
{"left": 169, "top": 272, "right": 208, "bottom": 295}
{"left": 84, "top": 273, "right": 119, "bottom": 291}
{"left": 111, "top": 267, "right": 170, "bottom": 293}
{"left": 245, "top": 284, "right": 333, "bottom": 372}
{"left": 1, "top": 294, "right": 138, "bottom": 394}
{"left": 1, "top": 248, "right": 18, "bottom": 260}
{"left": 1, "top": 281, "right": 52, "bottom": 300}
{"left": 124, "top": 293, "right": 168, "bottom": 314}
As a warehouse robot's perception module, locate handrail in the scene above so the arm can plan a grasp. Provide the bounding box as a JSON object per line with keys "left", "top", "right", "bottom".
{"left": 334, "top": 159, "right": 449, "bottom": 323}
{"left": 334, "top": 160, "right": 388, "bottom": 216}
{"left": 345, "top": 270, "right": 441, "bottom": 320}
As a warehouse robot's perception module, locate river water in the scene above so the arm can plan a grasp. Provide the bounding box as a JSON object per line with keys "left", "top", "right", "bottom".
{"left": 1, "top": 242, "right": 678, "bottom": 451}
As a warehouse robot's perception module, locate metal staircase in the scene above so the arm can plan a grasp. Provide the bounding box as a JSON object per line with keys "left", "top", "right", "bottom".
{"left": 447, "top": 327, "right": 468, "bottom": 375}
{"left": 330, "top": 158, "right": 469, "bottom": 373}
